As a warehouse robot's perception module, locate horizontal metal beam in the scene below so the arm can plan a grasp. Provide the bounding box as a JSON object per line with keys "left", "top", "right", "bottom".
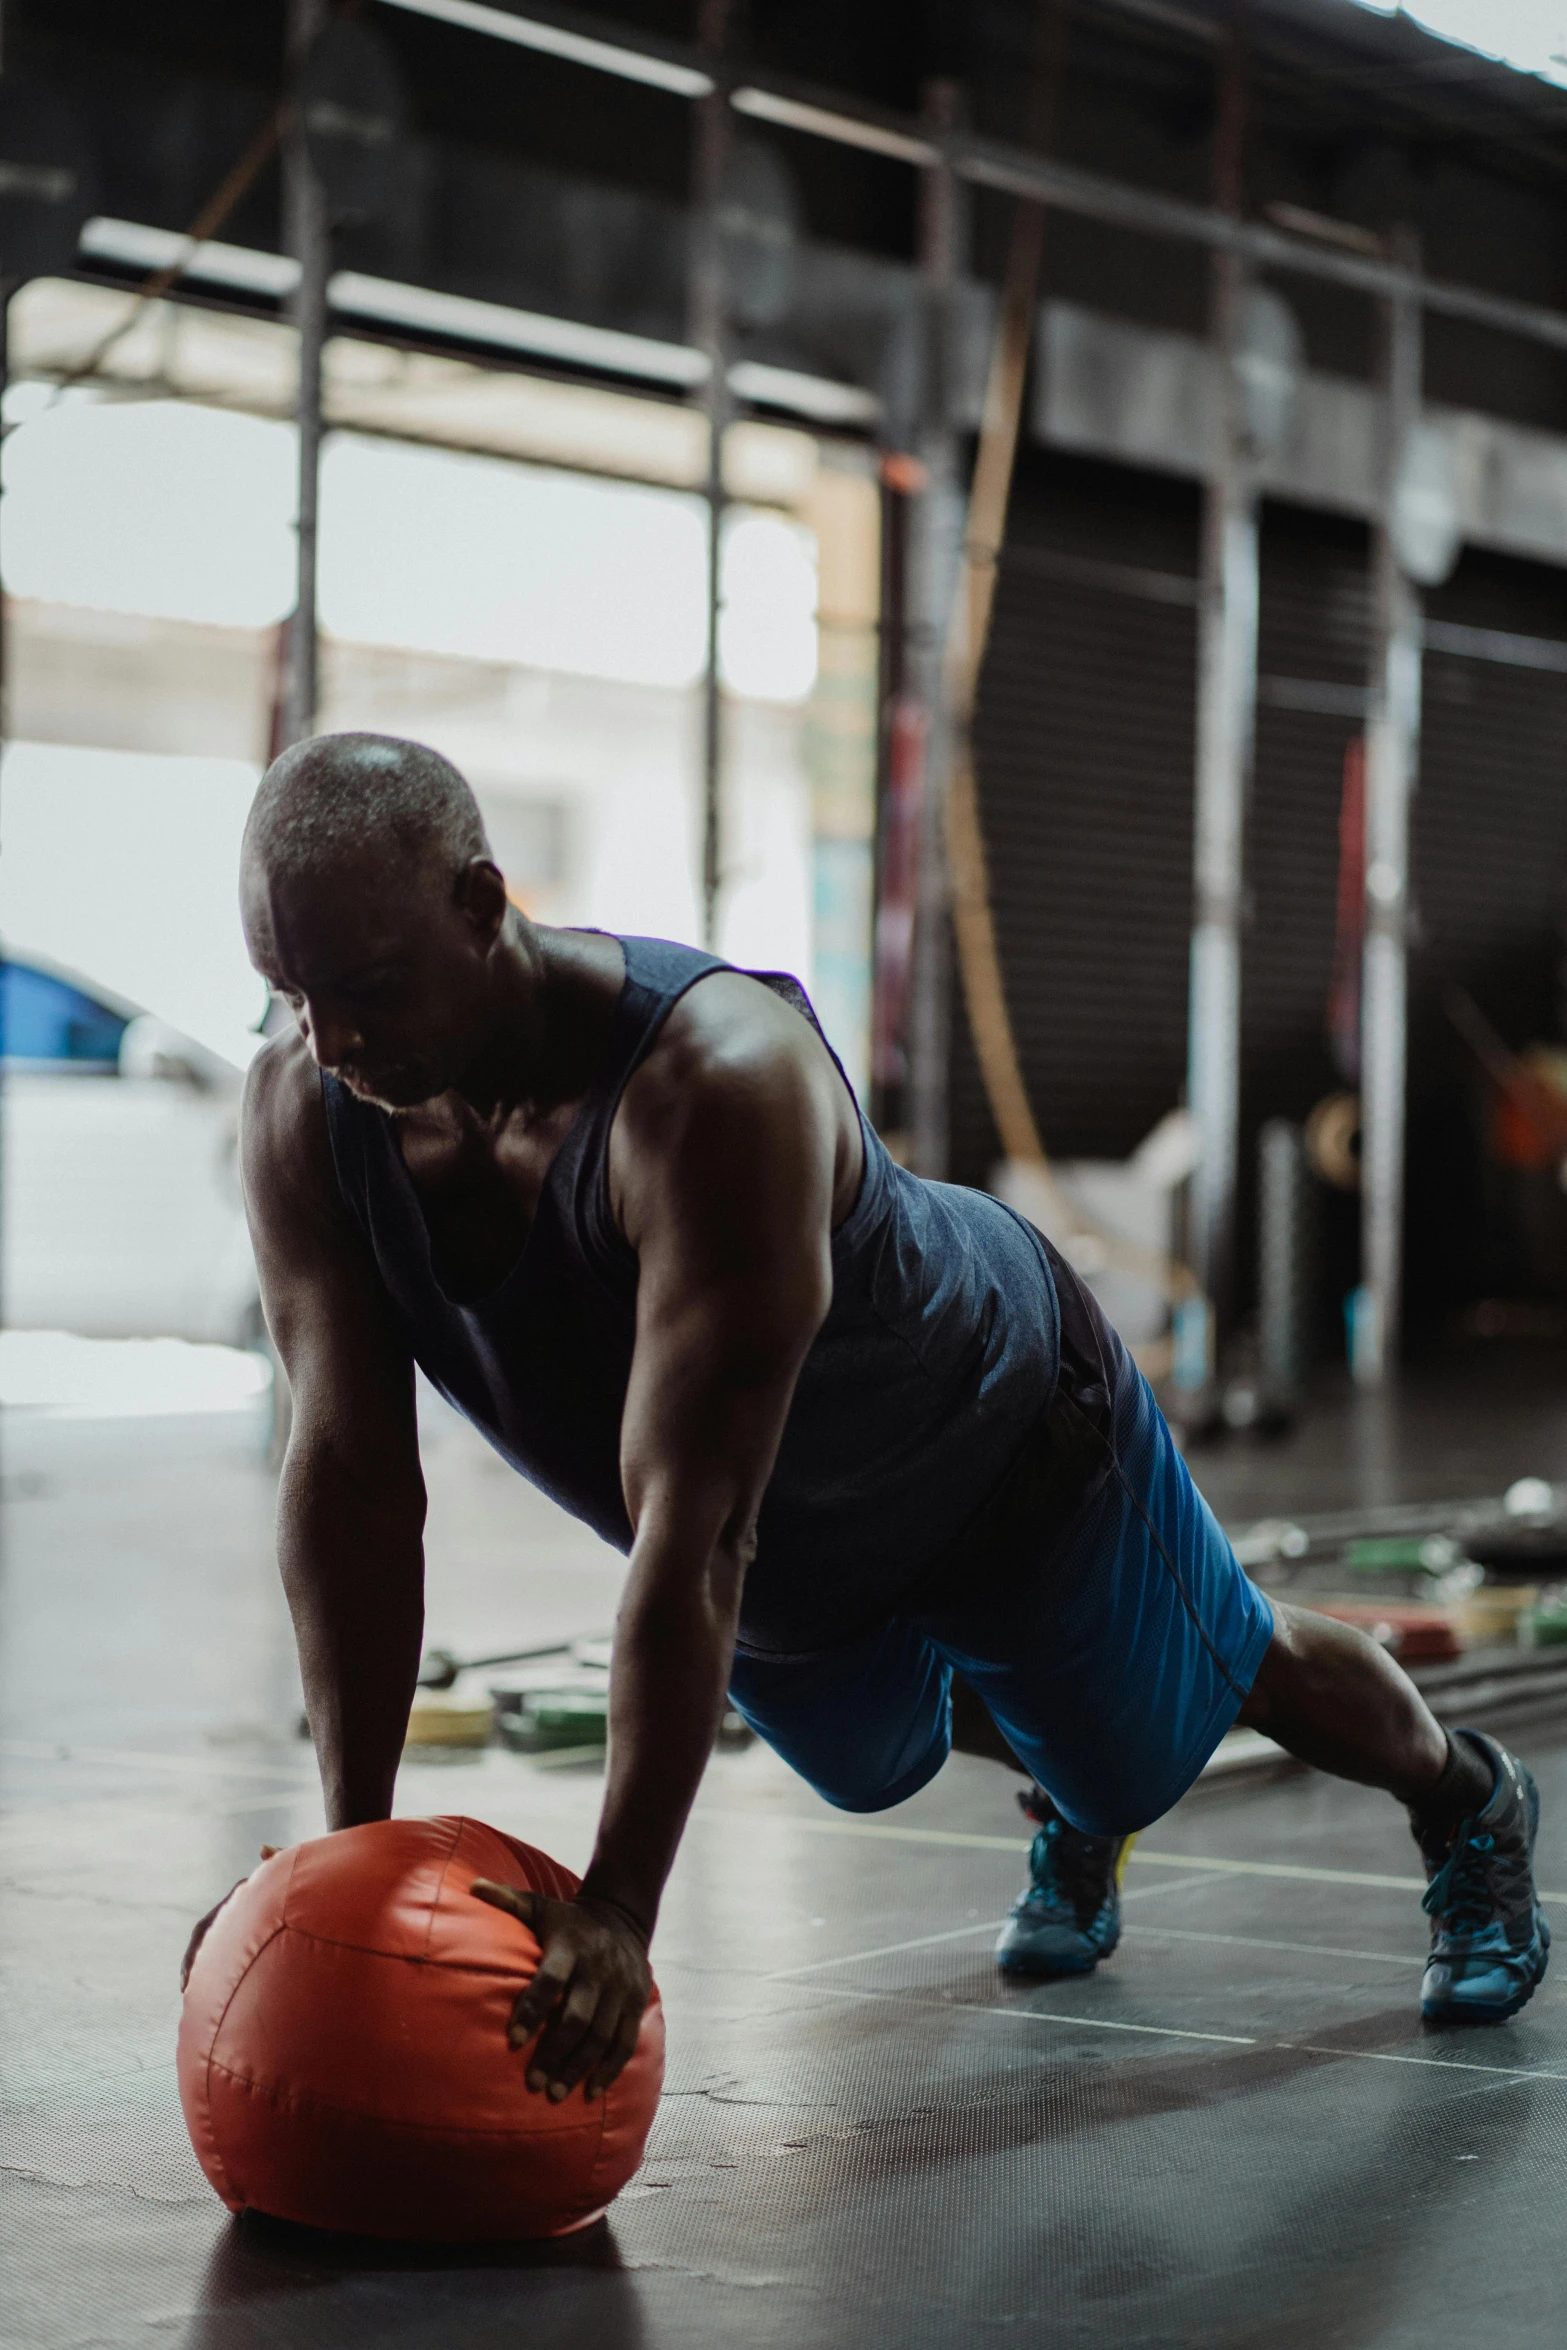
{"left": 376, "top": 0, "right": 713, "bottom": 97}
{"left": 376, "top": 0, "right": 1567, "bottom": 366}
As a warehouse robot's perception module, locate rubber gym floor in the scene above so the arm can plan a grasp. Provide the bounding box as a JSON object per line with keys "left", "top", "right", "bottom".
{"left": 5, "top": 1361, "right": 1567, "bottom": 2350}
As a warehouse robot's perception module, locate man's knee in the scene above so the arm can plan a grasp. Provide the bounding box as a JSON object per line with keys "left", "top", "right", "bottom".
{"left": 1237, "top": 1599, "right": 1399, "bottom": 1733}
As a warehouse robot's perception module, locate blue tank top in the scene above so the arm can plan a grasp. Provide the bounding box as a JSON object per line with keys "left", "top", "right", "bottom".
{"left": 321, "top": 935, "right": 1059, "bottom": 1653}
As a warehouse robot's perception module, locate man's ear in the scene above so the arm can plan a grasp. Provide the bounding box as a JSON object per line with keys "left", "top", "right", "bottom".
{"left": 455, "top": 856, "right": 509, "bottom": 946}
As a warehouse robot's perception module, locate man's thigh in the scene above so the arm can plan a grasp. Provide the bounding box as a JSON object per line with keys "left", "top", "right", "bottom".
{"left": 926, "top": 1364, "right": 1274, "bottom": 1835}
{"left": 727, "top": 1618, "right": 953, "bottom": 1814}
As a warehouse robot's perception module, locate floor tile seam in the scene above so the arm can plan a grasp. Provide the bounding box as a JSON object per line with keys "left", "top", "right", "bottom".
{"left": 688, "top": 1807, "right": 1567, "bottom": 1904}
{"left": 0, "top": 1878, "right": 198, "bottom": 1917}
{"left": 772, "top": 1916, "right": 1427, "bottom": 1978}
{"left": 0, "top": 1739, "right": 316, "bottom": 1789}
{"left": 786, "top": 1976, "right": 1567, "bottom": 2084}
{"left": 786, "top": 1977, "right": 1259, "bottom": 2045}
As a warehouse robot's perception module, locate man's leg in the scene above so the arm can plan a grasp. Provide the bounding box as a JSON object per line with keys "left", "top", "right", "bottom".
{"left": 933, "top": 1338, "right": 1549, "bottom": 2021}
{"left": 1236, "top": 1600, "right": 1549, "bottom": 2023}
{"left": 949, "top": 1675, "right": 1137, "bottom": 1979}
{"left": 1235, "top": 1598, "right": 1450, "bottom": 1796}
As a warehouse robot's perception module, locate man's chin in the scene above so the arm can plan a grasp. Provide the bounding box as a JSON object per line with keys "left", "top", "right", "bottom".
{"left": 340, "top": 1066, "right": 436, "bottom": 1111}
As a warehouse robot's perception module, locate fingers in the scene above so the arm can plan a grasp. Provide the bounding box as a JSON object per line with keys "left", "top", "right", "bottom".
{"left": 510, "top": 1942, "right": 578, "bottom": 2069}
{"left": 585, "top": 2010, "right": 642, "bottom": 2103}
{"left": 258, "top": 1845, "right": 279, "bottom": 1861}
{"left": 469, "top": 1878, "right": 538, "bottom": 1928}
{"left": 530, "top": 1975, "right": 613, "bottom": 2102}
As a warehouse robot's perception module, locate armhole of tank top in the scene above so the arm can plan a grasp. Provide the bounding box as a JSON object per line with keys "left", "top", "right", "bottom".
{"left": 579, "top": 952, "right": 731, "bottom": 1279}
{"left": 744, "top": 969, "right": 879, "bottom": 1242}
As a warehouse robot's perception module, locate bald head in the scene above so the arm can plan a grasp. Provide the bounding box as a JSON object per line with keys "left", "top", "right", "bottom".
{"left": 244, "top": 732, "right": 490, "bottom": 891}
{"left": 241, "top": 733, "right": 516, "bottom": 1109}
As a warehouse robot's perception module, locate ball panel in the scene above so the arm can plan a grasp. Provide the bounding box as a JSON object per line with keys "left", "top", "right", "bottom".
{"left": 282, "top": 1816, "right": 464, "bottom": 1958}
{"left": 203, "top": 2064, "right": 615, "bottom": 2240}
{"left": 208, "top": 1930, "right": 596, "bottom": 2136}
{"left": 422, "top": 1816, "right": 581, "bottom": 1970}
{"left": 176, "top": 1846, "right": 295, "bottom": 2214}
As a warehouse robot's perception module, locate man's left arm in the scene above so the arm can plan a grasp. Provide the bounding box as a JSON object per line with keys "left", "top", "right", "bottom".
{"left": 471, "top": 1024, "right": 839, "bottom": 2100}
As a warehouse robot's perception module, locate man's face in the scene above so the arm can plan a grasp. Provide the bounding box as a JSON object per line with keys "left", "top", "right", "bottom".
{"left": 241, "top": 850, "right": 501, "bottom": 1110}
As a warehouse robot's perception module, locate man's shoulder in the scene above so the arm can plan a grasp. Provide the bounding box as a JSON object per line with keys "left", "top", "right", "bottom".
{"left": 242, "top": 1031, "right": 330, "bottom": 1181}
{"left": 631, "top": 971, "right": 823, "bottom": 1134}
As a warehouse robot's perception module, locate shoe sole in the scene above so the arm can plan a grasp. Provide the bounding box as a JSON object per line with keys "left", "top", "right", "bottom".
{"left": 1421, "top": 1906, "right": 1551, "bottom": 2025}
{"left": 996, "top": 1949, "right": 1102, "bottom": 1981}
{"left": 995, "top": 1921, "right": 1122, "bottom": 1982}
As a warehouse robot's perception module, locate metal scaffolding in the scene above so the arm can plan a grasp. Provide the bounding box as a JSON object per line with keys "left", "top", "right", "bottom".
{"left": 906, "top": 81, "right": 965, "bottom": 1185}
{"left": 281, "top": 0, "right": 329, "bottom": 751}
{"left": 690, "top": 0, "right": 732, "bottom": 951}
{"left": 1185, "top": 34, "right": 1257, "bottom": 1370}
{"left": 1357, "top": 232, "right": 1424, "bottom": 1384}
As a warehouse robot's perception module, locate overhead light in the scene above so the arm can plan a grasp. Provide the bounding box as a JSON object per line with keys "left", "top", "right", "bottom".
{"left": 76, "top": 218, "right": 875, "bottom": 426}
{"left": 375, "top": 0, "right": 713, "bottom": 99}
{"left": 728, "top": 359, "right": 878, "bottom": 425}
{"left": 731, "top": 86, "right": 937, "bottom": 167}
{"left": 329, "top": 270, "right": 706, "bottom": 385}
{"left": 81, "top": 216, "right": 299, "bottom": 296}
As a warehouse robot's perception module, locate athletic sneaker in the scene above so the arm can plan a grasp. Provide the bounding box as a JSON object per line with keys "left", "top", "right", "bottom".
{"left": 1417, "top": 1730, "right": 1551, "bottom": 2025}
{"left": 995, "top": 1790, "right": 1134, "bottom": 1979}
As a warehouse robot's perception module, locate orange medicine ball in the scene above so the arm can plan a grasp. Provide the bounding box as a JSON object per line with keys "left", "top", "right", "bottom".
{"left": 178, "top": 1814, "right": 664, "bottom": 2241}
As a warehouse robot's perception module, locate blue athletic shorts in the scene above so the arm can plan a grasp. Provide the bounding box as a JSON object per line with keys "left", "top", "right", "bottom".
{"left": 727, "top": 1296, "right": 1274, "bottom": 1839}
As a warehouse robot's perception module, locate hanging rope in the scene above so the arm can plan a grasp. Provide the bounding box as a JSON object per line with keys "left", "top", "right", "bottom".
{"left": 939, "top": 15, "right": 1201, "bottom": 1312}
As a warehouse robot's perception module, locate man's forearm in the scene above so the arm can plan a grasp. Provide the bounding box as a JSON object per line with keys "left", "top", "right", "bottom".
{"left": 278, "top": 1441, "right": 426, "bottom": 1830}
{"left": 578, "top": 1538, "right": 744, "bottom": 1934}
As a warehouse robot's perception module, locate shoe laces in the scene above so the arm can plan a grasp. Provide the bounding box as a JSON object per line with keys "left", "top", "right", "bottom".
{"left": 1031, "top": 1817, "right": 1115, "bottom": 1924}
{"left": 1422, "top": 1825, "right": 1497, "bottom": 1937}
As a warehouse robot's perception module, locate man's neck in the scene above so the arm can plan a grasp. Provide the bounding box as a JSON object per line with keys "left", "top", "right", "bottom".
{"left": 450, "top": 920, "right": 618, "bottom": 1126}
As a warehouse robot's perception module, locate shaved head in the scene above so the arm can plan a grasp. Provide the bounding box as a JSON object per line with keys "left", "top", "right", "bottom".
{"left": 244, "top": 732, "right": 490, "bottom": 889}
{"left": 240, "top": 732, "right": 517, "bottom": 1110}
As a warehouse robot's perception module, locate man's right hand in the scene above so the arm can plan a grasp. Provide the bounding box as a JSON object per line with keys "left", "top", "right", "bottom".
{"left": 179, "top": 1846, "right": 279, "bottom": 1991}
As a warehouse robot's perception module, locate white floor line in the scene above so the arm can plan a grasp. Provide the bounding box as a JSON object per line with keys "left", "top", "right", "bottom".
{"left": 1119, "top": 1870, "right": 1233, "bottom": 1903}
{"left": 1130, "top": 1849, "right": 1430, "bottom": 1895}
{"left": 788, "top": 1976, "right": 1258, "bottom": 2046}
{"left": 770, "top": 1873, "right": 1237, "bottom": 1979}
{"left": 1135, "top": 1924, "right": 1423, "bottom": 1968}
{"left": 1281, "top": 2041, "right": 1567, "bottom": 2086}
{"left": 786, "top": 1977, "right": 1567, "bottom": 2082}
{"left": 773, "top": 1919, "right": 1008, "bottom": 1975}
{"left": 690, "top": 1806, "right": 1567, "bottom": 1905}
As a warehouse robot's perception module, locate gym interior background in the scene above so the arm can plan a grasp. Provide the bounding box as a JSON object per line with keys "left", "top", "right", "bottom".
{"left": 7, "top": 3, "right": 1567, "bottom": 2345}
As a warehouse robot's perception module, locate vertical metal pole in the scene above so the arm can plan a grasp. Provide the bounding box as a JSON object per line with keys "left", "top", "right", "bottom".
{"left": 282, "top": 0, "right": 329, "bottom": 750}
{"left": 907, "top": 80, "right": 964, "bottom": 1181}
{"left": 1181, "top": 27, "right": 1255, "bottom": 1385}
{"left": 691, "top": 0, "right": 732, "bottom": 950}
{"left": 1356, "top": 229, "right": 1423, "bottom": 1386}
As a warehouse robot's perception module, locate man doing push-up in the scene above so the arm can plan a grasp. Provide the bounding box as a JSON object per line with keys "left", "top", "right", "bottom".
{"left": 200, "top": 730, "right": 1548, "bottom": 2107}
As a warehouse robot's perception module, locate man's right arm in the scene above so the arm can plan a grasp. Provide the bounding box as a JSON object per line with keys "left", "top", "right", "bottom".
{"left": 242, "top": 1039, "right": 427, "bottom": 1830}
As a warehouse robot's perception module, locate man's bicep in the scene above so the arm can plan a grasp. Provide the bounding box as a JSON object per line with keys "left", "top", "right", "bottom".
{"left": 620, "top": 1059, "right": 835, "bottom": 1529}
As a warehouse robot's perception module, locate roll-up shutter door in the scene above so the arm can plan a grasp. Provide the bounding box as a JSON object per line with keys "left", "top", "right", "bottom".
{"left": 1409, "top": 549, "right": 1567, "bottom": 1320}
{"left": 958, "top": 452, "right": 1567, "bottom": 1329}
{"left": 952, "top": 448, "right": 1200, "bottom": 1189}
{"left": 1414, "top": 552, "right": 1567, "bottom": 1071}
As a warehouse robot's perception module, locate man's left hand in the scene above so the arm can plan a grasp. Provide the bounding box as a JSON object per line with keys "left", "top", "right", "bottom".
{"left": 469, "top": 1879, "right": 651, "bottom": 2102}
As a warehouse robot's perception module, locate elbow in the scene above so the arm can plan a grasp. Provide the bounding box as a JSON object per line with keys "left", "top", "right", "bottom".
{"left": 621, "top": 1533, "right": 750, "bottom": 1653}
{"left": 280, "top": 1425, "right": 427, "bottom": 1540}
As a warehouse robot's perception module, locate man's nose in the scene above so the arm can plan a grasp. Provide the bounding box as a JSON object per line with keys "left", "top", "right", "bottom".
{"left": 300, "top": 1004, "right": 364, "bottom": 1071}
